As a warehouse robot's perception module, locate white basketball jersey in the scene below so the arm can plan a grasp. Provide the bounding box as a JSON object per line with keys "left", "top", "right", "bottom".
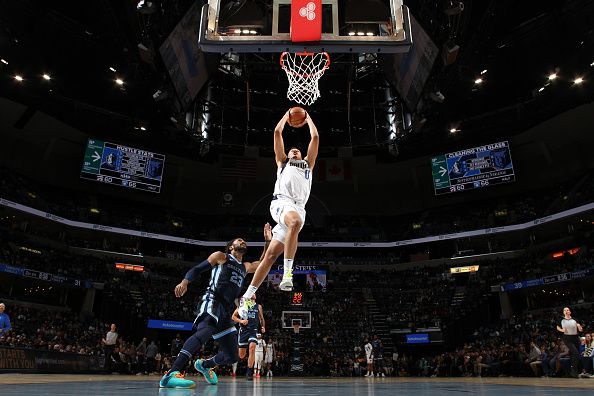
{"left": 266, "top": 343, "right": 273, "bottom": 356}
{"left": 273, "top": 159, "right": 312, "bottom": 205}
{"left": 255, "top": 339, "right": 266, "bottom": 353}
{"left": 365, "top": 343, "right": 373, "bottom": 358}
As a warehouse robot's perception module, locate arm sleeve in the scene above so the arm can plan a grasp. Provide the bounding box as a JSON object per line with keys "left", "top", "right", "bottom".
{"left": 184, "top": 259, "right": 213, "bottom": 282}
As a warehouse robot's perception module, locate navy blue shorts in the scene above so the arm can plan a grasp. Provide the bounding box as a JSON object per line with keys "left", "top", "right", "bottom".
{"left": 238, "top": 328, "right": 258, "bottom": 347}
{"left": 195, "top": 299, "right": 236, "bottom": 339}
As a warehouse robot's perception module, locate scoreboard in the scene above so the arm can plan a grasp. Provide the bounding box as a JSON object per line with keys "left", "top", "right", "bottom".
{"left": 80, "top": 139, "right": 165, "bottom": 193}
{"left": 431, "top": 141, "right": 515, "bottom": 195}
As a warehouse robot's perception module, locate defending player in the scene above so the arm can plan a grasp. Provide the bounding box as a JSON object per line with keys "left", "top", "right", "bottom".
{"left": 364, "top": 339, "right": 374, "bottom": 377}
{"left": 232, "top": 294, "right": 265, "bottom": 380}
{"left": 265, "top": 337, "right": 275, "bottom": 377}
{"left": 254, "top": 333, "right": 266, "bottom": 378}
{"left": 372, "top": 335, "right": 386, "bottom": 377}
{"left": 238, "top": 110, "right": 319, "bottom": 317}
{"left": 159, "top": 224, "right": 271, "bottom": 389}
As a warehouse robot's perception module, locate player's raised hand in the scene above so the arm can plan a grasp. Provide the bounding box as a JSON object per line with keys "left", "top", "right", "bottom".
{"left": 264, "top": 222, "right": 272, "bottom": 241}
{"left": 174, "top": 280, "right": 189, "bottom": 298}
{"left": 261, "top": 326, "right": 266, "bottom": 334}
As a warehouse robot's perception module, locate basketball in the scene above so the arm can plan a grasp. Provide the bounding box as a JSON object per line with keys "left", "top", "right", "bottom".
{"left": 288, "top": 107, "right": 307, "bottom": 127}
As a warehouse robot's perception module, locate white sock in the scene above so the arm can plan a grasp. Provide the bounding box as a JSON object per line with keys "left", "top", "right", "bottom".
{"left": 283, "top": 259, "right": 294, "bottom": 275}
{"left": 244, "top": 285, "right": 258, "bottom": 299}
{"left": 232, "top": 362, "right": 237, "bottom": 374}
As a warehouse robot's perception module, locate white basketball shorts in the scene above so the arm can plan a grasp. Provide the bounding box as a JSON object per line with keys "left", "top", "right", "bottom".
{"left": 270, "top": 198, "right": 306, "bottom": 244}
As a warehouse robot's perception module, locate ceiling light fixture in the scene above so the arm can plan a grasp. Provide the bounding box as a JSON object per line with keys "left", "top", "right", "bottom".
{"left": 538, "top": 87, "right": 545, "bottom": 92}
{"left": 115, "top": 78, "right": 124, "bottom": 86}
{"left": 1, "top": 59, "right": 8, "bottom": 65}
{"left": 42, "top": 74, "right": 51, "bottom": 81}
{"left": 474, "top": 78, "right": 483, "bottom": 85}
{"left": 480, "top": 69, "right": 487, "bottom": 75}
{"left": 14, "top": 75, "right": 23, "bottom": 82}
{"left": 573, "top": 77, "right": 584, "bottom": 85}
{"left": 109, "top": 67, "right": 116, "bottom": 72}
{"left": 548, "top": 73, "right": 557, "bottom": 81}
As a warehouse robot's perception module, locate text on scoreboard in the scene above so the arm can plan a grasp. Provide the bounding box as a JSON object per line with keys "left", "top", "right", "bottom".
{"left": 431, "top": 141, "right": 515, "bottom": 195}
{"left": 80, "top": 139, "right": 165, "bottom": 193}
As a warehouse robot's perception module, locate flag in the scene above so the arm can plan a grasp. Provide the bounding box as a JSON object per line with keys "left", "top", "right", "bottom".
{"left": 220, "top": 156, "right": 257, "bottom": 179}
{"left": 317, "top": 159, "right": 352, "bottom": 182}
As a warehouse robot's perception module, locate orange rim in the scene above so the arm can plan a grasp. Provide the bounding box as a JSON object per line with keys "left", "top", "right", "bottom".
{"left": 280, "top": 52, "right": 331, "bottom": 78}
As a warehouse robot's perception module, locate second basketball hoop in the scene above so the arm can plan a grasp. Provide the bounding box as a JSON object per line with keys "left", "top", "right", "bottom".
{"left": 280, "top": 51, "right": 330, "bottom": 106}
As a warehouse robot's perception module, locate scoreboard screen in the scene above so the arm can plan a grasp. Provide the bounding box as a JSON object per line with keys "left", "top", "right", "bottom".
{"left": 431, "top": 141, "right": 515, "bottom": 195}
{"left": 80, "top": 139, "right": 165, "bottom": 193}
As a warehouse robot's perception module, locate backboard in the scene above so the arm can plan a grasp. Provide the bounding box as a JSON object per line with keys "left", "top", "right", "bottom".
{"left": 281, "top": 311, "right": 312, "bottom": 329}
{"left": 198, "top": 0, "right": 412, "bottom": 54}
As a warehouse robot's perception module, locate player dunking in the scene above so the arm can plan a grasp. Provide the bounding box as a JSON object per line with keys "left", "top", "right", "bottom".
{"left": 238, "top": 110, "right": 319, "bottom": 317}
{"left": 232, "top": 294, "right": 265, "bottom": 380}
{"left": 159, "top": 224, "right": 271, "bottom": 389}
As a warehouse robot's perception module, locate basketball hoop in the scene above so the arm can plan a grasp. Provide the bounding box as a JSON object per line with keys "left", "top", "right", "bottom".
{"left": 280, "top": 52, "right": 330, "bottom": 106}
{"left": 292, "top": 323, "right": 301, "bottom": 334}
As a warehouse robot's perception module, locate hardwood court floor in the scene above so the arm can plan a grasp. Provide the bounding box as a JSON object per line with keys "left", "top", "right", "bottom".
{"left": 0, "top": 374, "right": 593, "bottom": 395}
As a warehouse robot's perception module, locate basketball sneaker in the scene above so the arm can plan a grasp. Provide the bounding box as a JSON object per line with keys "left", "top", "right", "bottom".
{"left": 194, "top": 359, "right": 218, "bottom": 385}
{"left": 159, "top": 371, "right": 196, "bottom": 389}
{"left": 279, "top": 269, "right": 293, "bottom": 291}
{"left": 238, "top": 296, "right": 255, "bottom": 320}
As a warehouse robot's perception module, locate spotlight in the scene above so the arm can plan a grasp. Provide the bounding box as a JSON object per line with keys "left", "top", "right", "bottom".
{"left": 573, "top": 77, "right": 584, "bottom": 85}
{"left": 14, "top": 75, "right": 23, "bottom": 82}
{"left": 0, "top": 59, "right": 7, "bottom": 65}
{"left": 548, "top": 73, "right": 557, "bottom": 81}
{"left": 538, "top": 87, "right": 545, "bottom": 92}
{"left": 42, "top": 74, "right": 51, "bottom": 81}
{"left": 115, "top": 78, "right": 124, "bottom": 86}
{"left": 242, "top": 29, "right": 250, "bottom": 34}
{"left": 140, "top": 126, "right": 147, "bottom": 131}
{"left": 449, "top": 128, "right": 458, "bottom": 133}
{"left": 481, "top": 69, "right": 487, "bottom": 75}
{"left": 109, "top": 67, "right": 117, "bottom": 72}
{"left": 234, "top": 29, "right": 242, "bottom": 34}
{"left": 249, "top": 30, "right": 257, "bottom": 35}
{"left": 137, "top": 0, "right": 157, "bottom": 15}
{"left": 357, "top": 32, "right": 365, "bottom": 36}
{"left": 348, "top": 32, "right": 355, "bottom": 36}
{"left": 474, "top": 78, "right": 483, "bottom": 85}
{"left": 366, "top": 32, "right": 374, "bottom": 36}
{"left": 590, "top": 61, "right": 594, "bottom": 67}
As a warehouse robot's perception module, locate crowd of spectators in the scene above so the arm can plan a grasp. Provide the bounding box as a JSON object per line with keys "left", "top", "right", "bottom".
{"left": 2, "top": 167, "right": 594, "bottom": 245}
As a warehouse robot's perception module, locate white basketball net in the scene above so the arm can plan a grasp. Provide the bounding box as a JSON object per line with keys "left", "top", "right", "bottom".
{"left": 280, "top": 52, "right": 330, "bottom": 106}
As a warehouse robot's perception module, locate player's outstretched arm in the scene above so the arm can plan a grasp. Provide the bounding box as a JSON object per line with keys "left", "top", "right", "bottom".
{"left": 556, "top": 325, "right": 565, "bottom": 333}
{"left": 304, "top": 114, "right": 319, "bottom": 170}
{"left": 245, "top": 223, "right": 272, "bottom": 273}
{"left": 232, "top": 308, "right": 248, "bottom": 325}
{"left": 175, "top": 251, "right": 226, "bottom": 297}
{"left": 259, "top": 304, "right": 266, "bottom": 333}
{"left": 274, "top": 111, "right": 290, "bottom": 166}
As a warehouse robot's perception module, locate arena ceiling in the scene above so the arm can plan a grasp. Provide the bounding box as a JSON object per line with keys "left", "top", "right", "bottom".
{"left": 0, "top": 0, "right": 593, "bottom": 162}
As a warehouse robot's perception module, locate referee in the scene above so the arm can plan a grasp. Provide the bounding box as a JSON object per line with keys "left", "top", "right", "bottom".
{"left": 0, "top": 303, "right": 12, "bottom": 336}
{"left": 556, "top": 307, "right": 583, "bottom": 378}
{"left": 102, "top": 323, "right": 119, "bottom": 372}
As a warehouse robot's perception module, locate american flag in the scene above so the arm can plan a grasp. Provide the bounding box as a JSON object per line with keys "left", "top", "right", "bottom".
{"left": 220, "top": 156, "right": 257, "bottom": 179}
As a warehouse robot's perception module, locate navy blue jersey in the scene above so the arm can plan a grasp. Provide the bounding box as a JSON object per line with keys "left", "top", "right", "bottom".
{"left": 198, "top": 254, "right": 247, "bottom": 317}
{"left": 372, "top": 339, "right": 383, "bottom": 358}
{"left": 240, "top": 303, "right": 260, "bottom": 331}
